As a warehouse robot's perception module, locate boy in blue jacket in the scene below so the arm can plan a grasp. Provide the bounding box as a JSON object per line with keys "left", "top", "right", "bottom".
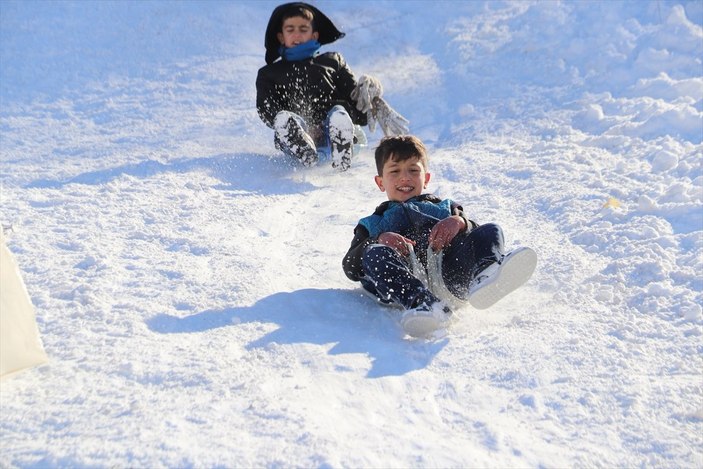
{"left": 343, "top": 136, "right": 538, "bottom": 337}
{"left": 256, "top": 2, "right": 409, "bottom": 171}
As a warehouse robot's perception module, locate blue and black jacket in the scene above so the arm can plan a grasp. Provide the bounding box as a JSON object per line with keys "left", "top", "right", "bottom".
{"left": 342, "top": 194, "right": 477, "bottom": 282}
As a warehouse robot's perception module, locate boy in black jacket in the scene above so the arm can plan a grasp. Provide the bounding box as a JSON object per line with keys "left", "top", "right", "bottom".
{"left": 343, "top": 136, "right": 538, "bottom": 337}
{"left": 256, "top": 2, "right": 409, "bottom": 171}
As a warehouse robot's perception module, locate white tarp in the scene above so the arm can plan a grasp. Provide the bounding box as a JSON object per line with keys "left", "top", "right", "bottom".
{"left": 1, "top": 230, "right": 48, "bottom": 379}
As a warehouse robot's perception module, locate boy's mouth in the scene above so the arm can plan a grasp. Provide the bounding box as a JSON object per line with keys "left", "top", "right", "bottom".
{"left": 396, "top": 185, "right": 414, "bottom": 193}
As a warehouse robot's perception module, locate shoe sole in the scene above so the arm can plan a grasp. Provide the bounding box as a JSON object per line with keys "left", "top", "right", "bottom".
{"left": 468, "top": 247, "right": 537, "bottom": 310}
{"left": 328, "top": 110, "right": 354, "bottom": 171}
{"left": 277, "top": 116, "right": 318, "bottom": 167}
{"left": 401, "top": 314, "right": 443, "bottom": 338}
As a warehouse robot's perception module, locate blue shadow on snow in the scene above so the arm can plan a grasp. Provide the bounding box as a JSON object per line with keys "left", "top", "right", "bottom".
{"left": 147, "top": 288, "right": 448, "bottom": 379}
{"left": 25, "top": 152, "right": 316, "bottom": 195}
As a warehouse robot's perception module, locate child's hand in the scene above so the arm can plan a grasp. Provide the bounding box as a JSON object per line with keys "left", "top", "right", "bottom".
{"left": 352, "top": 75, "right": 383, "bottom": 114}
{"left": 378, "top": 232, "right": 415, "bottom": 257}
{"left": 429, "top": 216, "right": 466, "bottom": 251}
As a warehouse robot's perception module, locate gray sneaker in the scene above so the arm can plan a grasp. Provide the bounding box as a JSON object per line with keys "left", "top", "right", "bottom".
{"left": 468, "top": 247, "right": 537, "bottom": 310}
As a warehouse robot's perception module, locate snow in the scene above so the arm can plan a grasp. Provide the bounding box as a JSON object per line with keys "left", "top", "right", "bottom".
{"left": 1, "top": 0, "right": 702, "bottom": 467}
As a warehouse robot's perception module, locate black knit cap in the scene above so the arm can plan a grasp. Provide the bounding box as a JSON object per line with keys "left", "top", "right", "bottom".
{"left": 264, "top": 2, "right": 345, "bottom": 64}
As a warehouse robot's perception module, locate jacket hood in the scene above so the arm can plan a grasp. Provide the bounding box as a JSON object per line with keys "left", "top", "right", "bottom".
{"left": 264, "top": 2, "right": 345, "bottom": 65}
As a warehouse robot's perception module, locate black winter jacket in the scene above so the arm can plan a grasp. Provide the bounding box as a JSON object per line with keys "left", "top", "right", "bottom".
{"left": 256, "top": 52, "right": 367, "bottom": 130}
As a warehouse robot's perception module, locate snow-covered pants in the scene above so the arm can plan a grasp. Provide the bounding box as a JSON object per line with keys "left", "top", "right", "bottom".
{"left": 360, "top": 223, "right": 505, "bottom": 307}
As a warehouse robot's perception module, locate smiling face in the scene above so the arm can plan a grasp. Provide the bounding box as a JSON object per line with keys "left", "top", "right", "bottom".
{"left": 375, "top": 154, "right": 431, "bottom": 202}
{"left": 277, "top": 16, "right": 319, "bottom": 48}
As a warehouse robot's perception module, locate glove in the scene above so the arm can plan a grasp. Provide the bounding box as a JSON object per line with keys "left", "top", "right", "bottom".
{"left": 368, "top": 96, "right": 410, "bottom": 136}
{"left": 351, "top": 75, "right": 383, "bottom": 114}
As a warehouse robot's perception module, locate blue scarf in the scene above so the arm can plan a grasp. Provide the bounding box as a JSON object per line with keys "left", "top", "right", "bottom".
{"left": 279, "top": 39, "right": 321, "bottom": 62}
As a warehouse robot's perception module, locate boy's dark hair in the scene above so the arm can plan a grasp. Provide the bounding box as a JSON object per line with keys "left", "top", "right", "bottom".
{"left": 279, "top": 5, "right": 316, "bottom": 31}
{"left": 265, "top": 3, "right": 345, "bottom": 64}
{"left": 374, "top": 136, "right": 428, "bottom": 176}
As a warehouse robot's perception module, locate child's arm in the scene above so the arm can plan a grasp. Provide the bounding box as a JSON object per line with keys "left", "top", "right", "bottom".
{"left": 255, "top": 68, "right": 279, "bottom": 128}
{"left": 342, "top": 225, "right": 374, "bottom": 281}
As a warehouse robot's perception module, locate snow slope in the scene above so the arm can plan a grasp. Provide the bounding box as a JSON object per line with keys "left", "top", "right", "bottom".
{"left": 1, "top": 0, "right": 701, "bottom": 467}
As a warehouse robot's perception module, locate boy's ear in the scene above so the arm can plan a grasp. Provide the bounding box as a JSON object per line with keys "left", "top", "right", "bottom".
{"left": 374, "top": 175, "right": 385, "bottom": 192}
{"left": 423, "top": 172, "right": 431, "bottom": 188}
{"left": 277, "top": 32, "right": 284, "bottom": 45}
{"left": 312, "top": 31, "right": 319, "bottom": 40}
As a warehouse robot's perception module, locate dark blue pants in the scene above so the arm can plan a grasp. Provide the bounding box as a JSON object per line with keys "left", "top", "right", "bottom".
{"left": 360, "top": 223, "right": 505, "bottom": 307}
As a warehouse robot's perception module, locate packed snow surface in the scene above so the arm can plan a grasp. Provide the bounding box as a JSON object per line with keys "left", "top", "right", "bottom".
{"left": 1, "top": 1, "right": 701, "bottom": 467}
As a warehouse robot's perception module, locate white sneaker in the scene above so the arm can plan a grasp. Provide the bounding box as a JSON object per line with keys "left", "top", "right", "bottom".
{"left": 468, "top": 247, "right": 537, "bottom": 310}
{"left": 400, "top": 301, "right": 452, "bottom": 338}
{"left": 327, "top": 106, "right": 354, "bottom": 171}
